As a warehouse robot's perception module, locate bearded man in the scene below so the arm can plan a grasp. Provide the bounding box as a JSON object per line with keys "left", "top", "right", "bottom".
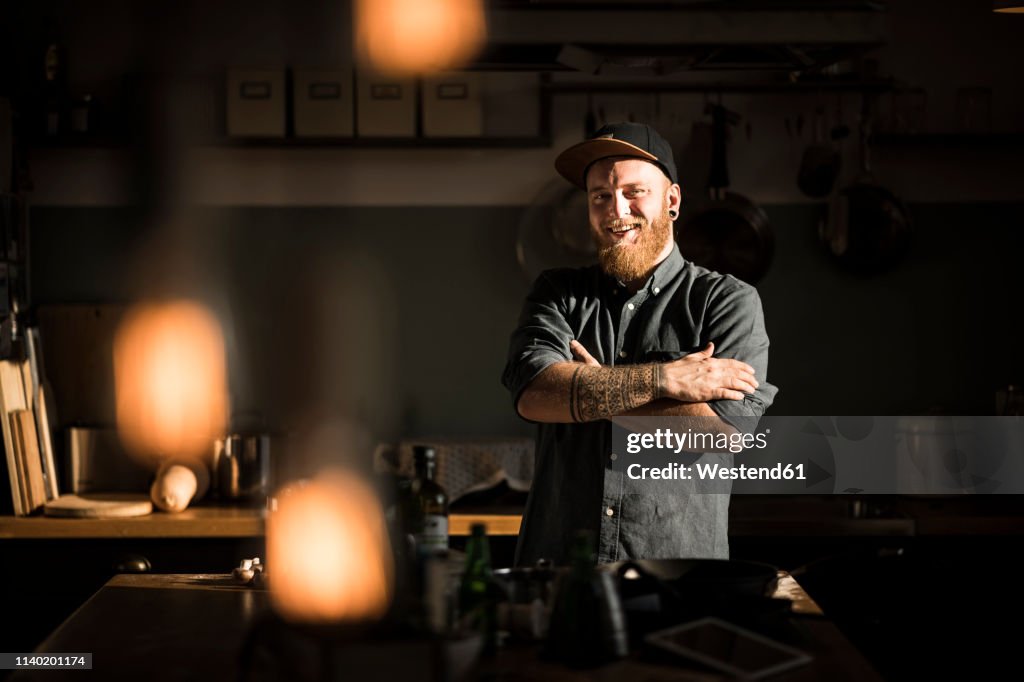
{"left": 502, "top": 122, "right": 778, "bottom": 565}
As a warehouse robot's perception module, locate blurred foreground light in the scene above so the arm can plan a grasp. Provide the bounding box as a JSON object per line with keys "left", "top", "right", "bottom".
{"left": 267, "top": 469, "right": 394, "bottom": 624}
{"left": 114, "top": 300, "right": 229, "bottom": 465}
{"left": 994, "top": 1, "right": 1024, "bottom": 12}
{"left": 355, "top": 0, "right": 486, "bottom": 76}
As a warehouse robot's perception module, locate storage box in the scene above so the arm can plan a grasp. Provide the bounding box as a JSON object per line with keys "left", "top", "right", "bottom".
{"left": 293, "top": 69, "right": 354, "bottom": 137}
{"left": 356, "top": 71, "right": 416, "bottom": 137}
{"left": 422, "top": 72, "right": 482, "bottom": 137}
{"left": 226, "top": 68, "right": 285, "bottom": 137}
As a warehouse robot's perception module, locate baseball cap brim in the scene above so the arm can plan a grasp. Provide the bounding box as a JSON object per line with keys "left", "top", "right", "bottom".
{"left": 554, "top": 137, "right": 664, "bottom": 190}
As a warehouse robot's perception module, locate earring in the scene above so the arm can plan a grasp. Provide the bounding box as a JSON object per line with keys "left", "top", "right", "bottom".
{"left": 668, "top": 209, "right": 678, "bottom": 219}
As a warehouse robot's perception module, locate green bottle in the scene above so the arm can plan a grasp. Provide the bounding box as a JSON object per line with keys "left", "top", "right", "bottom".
{"left": 458, "top": 523, "right": 497, "bottom": 656}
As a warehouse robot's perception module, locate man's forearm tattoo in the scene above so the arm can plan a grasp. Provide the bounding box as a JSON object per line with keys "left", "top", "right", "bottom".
{"left": 571, "top": 364, "right": 660, "bottom": 422}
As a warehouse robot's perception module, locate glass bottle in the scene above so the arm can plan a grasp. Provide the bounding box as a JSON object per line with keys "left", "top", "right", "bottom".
{"left": 459, "top": 523, "right": 497, "bottom": 656}
{"left": 412, "top": 445, "right": 449, "bottom": 555}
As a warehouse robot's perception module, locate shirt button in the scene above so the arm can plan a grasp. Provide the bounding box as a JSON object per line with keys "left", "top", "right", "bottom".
{"left": 606, "top": 507, "right": 615, "bottom": 517}
{"left": 619, "top": 350, "right": 627, "bottom": 358}
{"left": 610, "top": 453, "right": 618, "bottom": 461}
{"left": 653, "top": 287, "right": 661, "bottom": 295}
{"left": 627, "top": 303, "right": 635, "bottom": 311}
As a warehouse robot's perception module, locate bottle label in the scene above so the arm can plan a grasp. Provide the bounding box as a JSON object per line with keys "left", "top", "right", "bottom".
{"left": 416, "top": 515, "right": 449, "bottom": 553}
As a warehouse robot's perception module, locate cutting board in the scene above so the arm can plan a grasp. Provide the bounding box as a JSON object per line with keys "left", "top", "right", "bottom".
{"left": 44, "top": 493, "right": 153, "bottom": 518}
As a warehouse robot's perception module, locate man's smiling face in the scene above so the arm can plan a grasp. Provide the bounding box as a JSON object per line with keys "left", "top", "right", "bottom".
{"left": 585, "top": 157, "right": 681, "bottom": 284}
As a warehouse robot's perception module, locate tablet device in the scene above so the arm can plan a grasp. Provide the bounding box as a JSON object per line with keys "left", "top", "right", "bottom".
{"left": 645, "top": 616, "right": 812, "bottom": 679}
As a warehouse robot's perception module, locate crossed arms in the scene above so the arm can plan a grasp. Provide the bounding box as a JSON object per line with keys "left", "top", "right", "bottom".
{"left": 516, "top": 340, "right": 759, "bottom": 424}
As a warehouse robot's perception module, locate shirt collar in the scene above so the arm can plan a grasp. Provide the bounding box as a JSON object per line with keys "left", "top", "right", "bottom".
{"left": 647, "top": 242, "right": 685, "bottom": 293}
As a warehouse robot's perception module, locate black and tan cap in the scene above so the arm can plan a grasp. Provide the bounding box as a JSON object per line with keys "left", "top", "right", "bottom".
{"left": 554, "top": 122, "right": 678, "bottom": 190}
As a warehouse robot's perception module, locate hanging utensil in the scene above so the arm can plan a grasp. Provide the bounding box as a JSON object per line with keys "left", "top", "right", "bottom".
{"left": 678, "top": 102, "right": 774, "bottom": 285}
{"left": 797, "top": 103, "right": 841, "bottom": 199}
{"left": 823, "top": 94, "right": 913, "bottom": 274}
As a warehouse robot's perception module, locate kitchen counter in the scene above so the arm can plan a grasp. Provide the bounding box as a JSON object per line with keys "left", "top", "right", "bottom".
{"left": 4, "top": 495, "right": 1022, "bottom": 541}
{"left": 10, "top": 571, "right": 879, "bottom": 682}
{"left": 0, "top": 508, "right": 522, "bottom": 539}
{"left": 0, "top": 507, "right": 264, "bottom": 539}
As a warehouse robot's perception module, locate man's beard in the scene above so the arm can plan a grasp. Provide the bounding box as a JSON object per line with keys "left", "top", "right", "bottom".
{"left": 597, "top": 209, "right": 674, "bottom": 283}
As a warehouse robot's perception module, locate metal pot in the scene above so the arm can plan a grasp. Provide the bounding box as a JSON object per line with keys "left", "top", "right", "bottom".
{"left": 213, "top": 434, "right": 271, "bottom": 503}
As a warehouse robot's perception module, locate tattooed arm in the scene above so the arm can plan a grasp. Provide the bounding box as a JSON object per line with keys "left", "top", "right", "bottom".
{"left": 516, "top": 342, "right": 758, "bottom": 424}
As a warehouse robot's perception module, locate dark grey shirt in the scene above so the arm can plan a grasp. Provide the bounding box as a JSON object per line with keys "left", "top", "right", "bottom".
{"left": 502, "top": 244, "right": 778, "bottom": 565}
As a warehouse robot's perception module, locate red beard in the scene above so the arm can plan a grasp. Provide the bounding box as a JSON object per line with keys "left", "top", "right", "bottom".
{"left": 597, "top": 209, "right": 674, "bottom": 283}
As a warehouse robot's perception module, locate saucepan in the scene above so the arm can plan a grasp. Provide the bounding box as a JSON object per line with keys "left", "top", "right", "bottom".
{"left": 213, "top": 434, "right": 272, "bottom": 503}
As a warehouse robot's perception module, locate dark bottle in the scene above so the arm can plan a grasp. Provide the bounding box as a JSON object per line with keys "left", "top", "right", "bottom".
{"left": 458, "top": 523, "right": 498, "bottom": 656}
{"left": 543, "top": 531, "right": 628, "bottom": 667}
{"left": 411, "top": 445, "right": 449, "bottom": 555}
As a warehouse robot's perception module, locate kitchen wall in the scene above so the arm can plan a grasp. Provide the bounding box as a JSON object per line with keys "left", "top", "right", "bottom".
{"left": 12, "top": 0, "right": 1024, "bottom": 442}
{"left": 30, "top": 199, "right": 1024, "bottom": 435}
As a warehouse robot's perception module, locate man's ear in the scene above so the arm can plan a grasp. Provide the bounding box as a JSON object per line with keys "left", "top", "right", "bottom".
{"left": 667, "top": 183, "right": 682, "bottom": 215}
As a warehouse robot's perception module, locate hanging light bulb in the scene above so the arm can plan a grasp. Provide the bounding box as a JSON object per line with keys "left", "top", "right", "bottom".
{"left": 355, "top": 0, "right": 486, "bottom": 76}
{"left": 114, "top": 299, "right": 229, "bottom": 465}
{"left": 267, "top": 469, "right": 394, "bottom": 624}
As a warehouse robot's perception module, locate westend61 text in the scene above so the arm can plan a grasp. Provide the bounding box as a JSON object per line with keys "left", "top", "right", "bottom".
{"left": 627, "top": 462, "right": 806, "bottom": 481}
{"left": 625, "top": 428, "right": 769, "bottom": 454}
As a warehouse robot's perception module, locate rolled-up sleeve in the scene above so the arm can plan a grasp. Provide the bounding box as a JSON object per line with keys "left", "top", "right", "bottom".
{"left": 501, "top": 272, "right": 574, "bottom": 410}
{"left": 701, "top": 280, "right": 778, "bottom": 427}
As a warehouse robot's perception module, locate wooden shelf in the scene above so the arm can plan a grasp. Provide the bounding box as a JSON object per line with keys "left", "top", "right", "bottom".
{"left": 871, "top": 133, "right": 1024, "bottom": 147}
{"left": 545, "top": 78, "right": 896, "bottom": 95}
{"left": 28, "top": 135, "right": 553, "bottom": 151}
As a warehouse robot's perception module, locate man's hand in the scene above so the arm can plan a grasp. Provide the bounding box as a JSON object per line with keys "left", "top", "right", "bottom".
{"left": 570, "top": 340, "right": 601, "bottom": 367}
{"left": 660, "top": 342, "right": 758, "bottom": 402}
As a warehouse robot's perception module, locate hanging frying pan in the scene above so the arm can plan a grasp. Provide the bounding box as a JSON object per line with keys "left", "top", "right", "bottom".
{"left": 822, "top": 97, "right": 913, "bottom": 274}
{"left": 516, "top": 180, "right": 597, "bottom": 282}
{"left": 678, "top": 103, "right": 774, "bottom": 285}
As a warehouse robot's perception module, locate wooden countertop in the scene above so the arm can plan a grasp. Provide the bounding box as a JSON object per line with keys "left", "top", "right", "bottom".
{"left": 0, "top": 508, "right": 522, "bottom": 539}
{"left": 0, "top": 507, "right": 265, "bottom": 539}
{"left": 5, "top": 496, "right": 1023, "bottom": 540}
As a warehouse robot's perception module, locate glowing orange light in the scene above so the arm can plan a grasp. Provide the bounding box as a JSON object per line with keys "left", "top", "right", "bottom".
{"left": 113, "top": 300, "right": 229, "bottom": 465}
{"left": 355, "top": 0, "right": 486, "bottom": 76}
{"left": 267, "top": 469, "right": 394, "bottom": 623}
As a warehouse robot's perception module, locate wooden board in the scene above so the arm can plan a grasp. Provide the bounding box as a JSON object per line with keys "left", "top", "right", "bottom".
{"left": 9, "top": 409, "right": 29, "bottom": 513}
{"left": 37, "top": 304, "right": 126, "bottom": 428}
{"left": 36, "top": 383, "right": 58, "bottom": 500}
{"left": 0, "top": 359, "right": 26, "bottom": 515}
{"left": 25, "top": 328, "right": 58, "bottom": 499}
{"left": 44, "top": 493, "right": 153, "bottom": 519}
{"left": 14, "top": 409, "right": 45, "bottom": 513}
